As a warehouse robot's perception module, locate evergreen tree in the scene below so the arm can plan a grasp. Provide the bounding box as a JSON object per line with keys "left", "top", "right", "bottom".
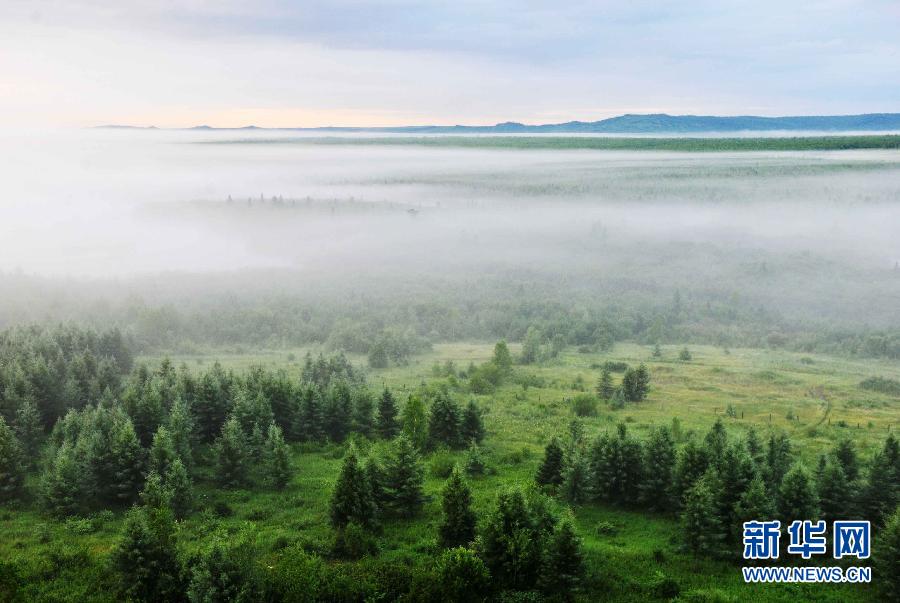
{"left": 194, "top": 367, "right": 231, "bottom": 444}
{"left": 112, "top": 507, "right": 182, "bottom": 602}
{"left": 434, "top": 547, "right": 491, "bottom": 603}
{"left": 149, "top": 425, "right": 177, "bottom": 477}
{"left": 860, "top": 452, "right": 897, "bottom": 525}
{"left": 363, "top": 456, "right": 388, "bottom": 511}
{"left": 465, "top": 442, "right": 486, "bottom": 477}
{"left": 883, "top": 434, "right": 900, "bottom": 486}
{"left": 352, "top": 389, "right": 375, "bottom": 437}
{"left": 167, "top": 396, "right": 194, "bottom": 473}
{"left": 297, "top": 385, "right": 325, "bottom": 442}
{"left": 875, "top": 506, "right": 900, "bottom": 602}
{"left": 384, "top": 434, "right": 426, "bottom": 517}
{"left": 123, "top": 379, "right": 165, "bottom": 447}
{"left": 0, "top": 417, "right": 25, "bottom": 502}
{"left": 703, "top": 419, "right": 728, "bottom": 465}
{"left": 673, "top": 438, "right": 710, "bottom": 508}
{"left": 818, "top": 462, "right": 852, "bottom": 524}
{"left": 401, "top": 394, "right": 428, "bottom": 450}
{"left": 765, "top": 433, "right": 793, "bottom": 493}
{"left": 540, "top": 519, "right": 585, "bottom": 601}
{"left": 231, "top": 389, "right": 274, "bottom": 438}
{"left": 588, "top": 424, "right": 643, "bottom": 505}
{"left": 329, "top": 446, "right": 376, "bottom": 529}
{"left": 734, "top": 473, "right": 777, "bottom": 543}
{"left": 376, "top": 388, "right": 399, "bottom": 439}
{"left": 439, "top": 466, "right": 477, "bottom": 548}
{"left": 460, "top": 400, "right": 485, "bottom": 444}
{"left": 323, "top": 381, "right": 353, "bottom": 442}
{"left": 834, "top": 438, "right": 860, "bottom": 483}
{"left": 427, "top": 392, "right": 462, "bottom": 449}
{"left": 13, "top": 398, "right": 42, "bottom": 468}
{"left": 778, "top": 464, "right": 818, "bottom": 524}
{"left": 266, "top": 422, "right": 292, "bottom": 490}
{"left": 714, "top": 444, "right": 754, "bottom": 543}
{"left": 165, "top": 458, "right": 193, "bottom": 519}
{"left": 536, "top": 437, "right": 565, "bottom": 488}
{"left": 596, "top": 367, "right": 614, "bottom": 400}
{"left": 43, "top": 442, "right": 84, "bottom": 516}
{"left": 109, "top": 417, "right": 145, "bottom": 505}
{"left": 187, "top": 540, "right": 258, "bottom": 603}
{"left": 492, "top": 340, "right": 513, "bottom": 374}
{"left": 562, "top": 448, "right": 589, "bottom": 504}
{"left": 640, "top": 425, "right": 677, "bottom": 511}
{"left": 140, "top": 470, "right": 173, "bottom": 510}
{"left": 521, "top": 326, "right": 543, "bottom": 365}
{"left": 214, "top": 416, "right": 247, "bottom": 488}
{"left": 682, "top": 470, "right": 725, "bottom": 557}
{"left": 479, "top": 488, "right": 548, "bottom": 591}
{"left": 652, "top": 343, "right": 662, "bottom": 359}
{"left": 744, "top": 427, "right": 764, "bottom": 467}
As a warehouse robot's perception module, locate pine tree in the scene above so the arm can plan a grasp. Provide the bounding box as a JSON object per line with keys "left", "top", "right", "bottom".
{"left": 0, "top": 417, "right": 25, "bottom": 502}
{"left": 464, "top": 442, "right": 486, "bottom": 477}
{"left": 479, "top": 488, "right": 546, "bottom": 591}
{"left": 43, "top": 442, "right": 84, "bottom": 516}
{"left": 352, "top": 389, "right": 375, "bottom": 437}
{"left": 640, "top": 425, "right": 677, "bottom": 511}
{"left": 596, "top": 367, "right": 614, "bottom": 400}
{"left": 149, "top": 425, "right": 177, "bottom": 477}
{"left": 323, "top": 381, "right": 353, "bottom": 442}
{"left": 167, "top": 396, "right": 194, "bottom": 472}
{"left": 562, "top": 448, "right": 589, "bottom": 504}
{"left": 110, "top": 417, "right": 145, "bottom": 506}
{"left": 194, "top": 367, "right": 231, "bottom": 444}
{"left": 112, "top": 506, "right": 182, "bottom": 602}
{"left": 140, "top": 470, "right": 173, "bottom": 510}
{"left": 329, "top": 446, "right": 376, "bottom": 529}
{"left": 539, "top": 519, "right": 585, "bottom": 601}
{"left": 818, "top": 462, "right": 851, "bottom": 524}
{"left": 13, "top": 398, "right": 42, "bottom": 468}
{"left": 834, "top": 438, "right": 860, "bottom": 483}
{"left": 266, "top": 422, "right": 291, "bottom": 490}
{"left": 215, "top": 416, "right": 247, "bottom": 488}
{"left": 536, "top": 437, "right": 565, "bottom": 487}
{"left": 384, "top": 434, "right": 426, "bottom": 517}
{"left": 714, "top": 444, "right": 754, "bottom": 543}
{"left": 766, "top": 433, "right": 793, "bottom": 494}
{"left": 703, "top": 419, "right": 728, "bottom": 465}
{"left": 401, "top": 394, "right": 428, "bottom": 450}
{"left": 165, "top": 458, "right": 193, "bottom": 519}
{"left": 672, "top": 439, "right": 710, "bottom": 505}
{"left": 744, "top": 427, "right": 764, "bottom": 467}
{"left": 439, "top": 466, "right": 477, "bottom": 548}
{"left": 297, "top": 385, "right": 325, "bottom": 442}
{"left": 860, "top": 452, "right": 897, "bottom": 525}
{"left": 363, "top": 456, "right": 388, "bottom": 511}
{"left": 492, "top": 340, "right": 513, "bottom": 374}
{"left": 652, "top": 343, "right": 662, "bottom": 359}
{"left": 875, "top": 506, "right": 900, "bottom": 602}
{"left": 734, "top": 473, "right": 776, "bottom": 543}
{"left": 187, "top": 540, "right": 257, "bottom": 603}
{"left": 778, "top": 464, "right": 818, "bottom": 523}
{"left": 460, "top": 400, "right": 484, "bottom": 444}
{"left": 376, "top": 388, "right": 399, "bottom": 439}
{"left": 682, "top": 470, "right": 725, "bottom": 557}
{"left": 427, "top": 392, "right": 462, "bottom": 449}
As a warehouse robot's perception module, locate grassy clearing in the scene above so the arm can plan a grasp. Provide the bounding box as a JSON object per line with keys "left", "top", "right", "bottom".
{"left": 4, "top": 342, "right": 896, "bottom": 601}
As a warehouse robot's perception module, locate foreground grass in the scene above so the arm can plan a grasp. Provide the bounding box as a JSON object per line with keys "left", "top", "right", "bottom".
{"left": 4, "top": 342, "right": 897, "bottom": 601}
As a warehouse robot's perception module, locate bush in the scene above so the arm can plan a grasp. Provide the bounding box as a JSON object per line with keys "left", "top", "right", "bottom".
{"left": 331, "top": 523, "right": 379, "bottom": 560}
{"left": 572, "top": 394, "right": 598, "bottom": 417}
{"left": 860, "top": 376, "right": 900, "bottom": 396}
{"left": 434, "top": 547, "right": 491, "bottom": 602}
{"left": 429, "top": 450, "right": 457, "bottom": 479}
{"left": 603, "top": 361, "right": 629, "bottom": 373}
{"left": 649, "top": 571, "right": 680, "bottom": 599}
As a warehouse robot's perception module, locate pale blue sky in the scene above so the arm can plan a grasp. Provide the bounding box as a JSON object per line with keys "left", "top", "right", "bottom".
{"left": 1, "top": 0, "right": 898, "bottom": 127}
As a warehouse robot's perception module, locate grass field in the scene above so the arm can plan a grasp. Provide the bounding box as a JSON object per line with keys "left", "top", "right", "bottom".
{"left": 3, "top": 342, "right": 897, "bottom": 601}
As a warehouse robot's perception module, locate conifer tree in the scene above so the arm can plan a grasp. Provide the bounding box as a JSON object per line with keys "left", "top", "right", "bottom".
{"left": 673, "top": 438, "right": 710, "bottom": 508}
{"left": 187, "top": 540, "right": 258, "bottom": 603}
{"left": 140, "top": 470, "right": 173, "bottom": 510}
{"left": 765, "top": 433, "right": 793, "bottom": 493}
{"left": 297, "top": 385, "right": 325, "bottom": 442}
{"left": 540, "top": 519, "right": 585, "bottom": 600}
{"left": 401, "top": 394, "right": 428, "bottom": 450}
{"left": 479, "top": 488, "right": 547, "bottom": 591}
{"left": 465, "top": 442, "right": 486, "bottom": 477}
{"left": 492, "top": 340, "right": 513, "bottom": 374}
{"left": 703, "top": 418, "right": 728, "bottom": 466}
{"left": 860, "top": 452, "right": 896, "bottom": 525}
{"left": 734, "top": 473, "right": 776, "bottom": 542}
{"left": 682, "top": 470, "right": 725, "bottom": 557}
{"left": 384, "top": 434, "right": 426, "bottom": 517}
{"left": 363, "top": 456, "right": 388, "bottom": 511}
{"left": 439, "top": 466, "right": 477, "bottom": 548}
{"left": 875, "top": 506, "right": 900, "bottom": 602}
{"left": 329, "top": 446, "right": 376, "bottom": 529}
{"left": 834, "top": 438, "right": 860, "bottom": 483}
{"left": 215, "top": 416, "right": 247, "bottom": 488}
{"left": 167, "top": 396, "right": 194, "bottom": 472}
{"left": 13, "top": 398, "right": 42, "bottom": 468}
{"left": 352, "top": 389, "right": 375, "bottom": 437}
{"left": 714, "top": 444, "right": 754, "bottom": 542}
{"left": 596, "top": 367, "right": 614, "bottom": 400}
{"left": 778, "top": 464, "right": 818, "bottom": 523}
{"left": 376, "top": 388, "right": 399, "bottom": 439}
{"left": 536, "top": 437, "right": 565, "bottom": 487}
{"left": 0, "top": 417, "right": 25, "bottom": 502}
{"left": 640, "top": 425, "right": 676, "bottom": 511}
{"left": 110, "top": 417, "right": 145, "bottom": 505}
{"left": 43, "top": 442, "right": 84, "bottom": 516}
{"left": 149, "top": 425, "right": 177, "bottom": 477}
{"left": 744, "top": 427, "right": 764, "bottom": 467}
{"left": 818, "top": 462, "right": 851, "bottom": 524}
{"left": 194, "top": 369, "right": 230, "bottom": 443}
{"left": 460, "top": 400, "right": 485, "bottom": 444}
{"left": 266, "top": 422, "right": 291, "bottom": 490}
{"left": 112, "top": 506, "right": 182, "bottom": 602}
{"left": 562, "top": 448, "right": 589, "bottom": 504}
{"left": 883, "top": 434, "right": 900, "bottom": 486}
{"left": 652, "top": 343, "right": 662, "bottom": 358}
{"left": 427, "top": 392, "right": 462, "bottom": 449}
{"left": 434, "top": 547, "right": 491, "bottom": 603}
{"left": 165, "top": 458, "right": 193, "bottom": 519}
{"left": 323, "top": 381, "right": 353, "bottom": 442}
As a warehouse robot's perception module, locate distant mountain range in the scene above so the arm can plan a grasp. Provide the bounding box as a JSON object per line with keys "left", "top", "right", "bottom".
{"left": 96, "top": 113, "right": 900, "bottom": 134}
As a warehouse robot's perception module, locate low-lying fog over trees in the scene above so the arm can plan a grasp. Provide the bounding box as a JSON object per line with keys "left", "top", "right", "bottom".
{"left": 2, "top": 130, "right": 900, "bottom": 359}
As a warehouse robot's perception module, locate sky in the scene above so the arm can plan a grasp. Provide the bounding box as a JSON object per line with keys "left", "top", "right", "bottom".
{"left": 1, "top": 0, "right": 898, "bottom": 128}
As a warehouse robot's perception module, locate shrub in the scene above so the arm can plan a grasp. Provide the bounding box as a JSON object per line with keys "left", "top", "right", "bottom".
{"left": 860, "top": 376, "right": 900, "bottom": 396}
{"left": 430, "top": 450, "right": 457, "bottom": 479}
{"left": 434, "top": 547, "right": 490, "bottom": 602}
{"left": 332, "top": 523, "right": 379, "bottom": 560}
{"left": 603, "top": 361, "right": 629, "bottom": 373}
{"left": 572, "top": 394, "right": 598, "bottom": 417}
